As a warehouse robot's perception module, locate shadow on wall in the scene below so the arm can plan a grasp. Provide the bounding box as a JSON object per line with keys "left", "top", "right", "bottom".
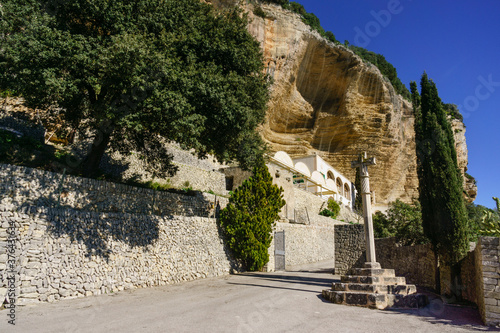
{"left": 46, "top": 207, "right": 161, "bottom": 261}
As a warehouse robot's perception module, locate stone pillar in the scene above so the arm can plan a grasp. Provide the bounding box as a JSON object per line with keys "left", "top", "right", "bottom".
{"left": 351, "top": 152, "right": 380, "bottom": 269}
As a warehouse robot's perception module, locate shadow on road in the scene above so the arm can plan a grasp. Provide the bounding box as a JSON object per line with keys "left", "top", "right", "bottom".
{"left": 227, "top": 271, "right": 339, "bottom": 294}
{"left": 383, "top": 295, "right": 495, "bottom": 332}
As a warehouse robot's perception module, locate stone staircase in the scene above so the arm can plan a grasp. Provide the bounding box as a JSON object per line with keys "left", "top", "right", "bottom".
{"left": 322, "top": 267, "right": 428, "bottom": 309}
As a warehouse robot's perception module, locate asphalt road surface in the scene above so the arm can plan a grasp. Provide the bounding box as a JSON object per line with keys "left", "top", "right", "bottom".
{"left": 1, "top": 261, "right": 495, "bottom": 333}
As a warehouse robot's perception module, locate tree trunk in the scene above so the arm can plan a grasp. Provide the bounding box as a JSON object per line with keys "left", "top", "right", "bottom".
{"left": 81, "top": 124, "right": 114, "bottom": 177}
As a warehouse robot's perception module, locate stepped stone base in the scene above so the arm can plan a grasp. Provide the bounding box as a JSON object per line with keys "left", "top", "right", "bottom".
{"left": 322, "top": 263, "right": 428, "bottom": 310}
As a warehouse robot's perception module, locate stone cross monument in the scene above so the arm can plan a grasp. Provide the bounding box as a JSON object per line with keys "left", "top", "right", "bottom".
{"left": 351, "top": 152, "right": 380, "bottom": 269}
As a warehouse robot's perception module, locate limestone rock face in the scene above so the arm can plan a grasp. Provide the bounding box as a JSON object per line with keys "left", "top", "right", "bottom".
{"left": 240, "top": 3, "right": 476, "bottom": 208}
{"left": 246, "top": 3, "right": 419, "bottom": 209}
{"left": 451, "top": 119, "right": 477, "bottom": 202}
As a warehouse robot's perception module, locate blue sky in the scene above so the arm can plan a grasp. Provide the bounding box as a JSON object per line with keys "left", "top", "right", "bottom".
{"left": 295, "top": 0, "right": 500, "bottom": 209}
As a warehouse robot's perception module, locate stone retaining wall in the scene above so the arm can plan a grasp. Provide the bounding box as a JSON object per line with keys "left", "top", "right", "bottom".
{"left": 269, "top": 222, "right": 336, "bottom": 270}
{"left": 1, "top": 164, "right": 228, "bottom": 217}
{"left": 476, "top": 237, "right": 500, "bottom": 326}
{"left": 375, "top": 238, "right": 436, "bottom": 289}
{"left": 333, "top": 224, "right": 365, "bottom": 275}
{"left": 0, "top": 203, "right": 234, "bottom": 306}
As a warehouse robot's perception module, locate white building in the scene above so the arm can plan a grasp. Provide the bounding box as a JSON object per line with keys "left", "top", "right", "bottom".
{"left": 269, "top": 151, "right": 356, "bottom": 209}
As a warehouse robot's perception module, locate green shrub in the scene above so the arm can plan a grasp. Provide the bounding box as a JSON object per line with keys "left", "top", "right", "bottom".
{"left": 477, "top": 197, "right": 500, "bottom": 237}
{"left": 144, "top": 180, "right": 171, "bottom": 191}
{"left": 327, "top": 198, "right": 340, "bottom": 217}
{"left": 220, "top": 158, "right": 285, "bottom": 271}
{"left": 373, "top": 199, "right": 428, "bottom": 246}
{"left": 319, "top": 209, "right": 336, "bottom": 218}
{"left": 253, "top": 5, "right": 266, "bottom": 18}
{"left": 318, "top": 199, "right": 340, "bottom": 219}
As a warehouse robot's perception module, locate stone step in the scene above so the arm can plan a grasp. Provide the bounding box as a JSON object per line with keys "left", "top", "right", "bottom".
{"left": 322, "top": 290, "right": 428, "bottom": 310}
{"left": 332, "top": 282, "right": 417, "bottom": 295}
{"left": 351, "top": 268, "right": 396, "bottom": 277}
{"left": 341, "top": 275, "right": 407, "bottom": 285}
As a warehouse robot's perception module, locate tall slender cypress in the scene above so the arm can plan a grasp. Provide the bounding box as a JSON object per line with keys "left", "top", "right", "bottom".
{"left": 413, "top": 73, "right": 469, "bottom": 265}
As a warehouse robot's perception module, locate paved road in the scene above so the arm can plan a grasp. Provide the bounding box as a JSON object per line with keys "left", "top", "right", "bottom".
{"left": 1, "top": 261, "right": 495, "bottom": 333}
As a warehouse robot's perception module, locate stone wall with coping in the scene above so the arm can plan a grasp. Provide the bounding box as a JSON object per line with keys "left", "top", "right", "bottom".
{"left": 1, "top": 164, "right": 228, "bottom": 217}
{"left": 0, "top": 202, "right": 234, "bottom": 306}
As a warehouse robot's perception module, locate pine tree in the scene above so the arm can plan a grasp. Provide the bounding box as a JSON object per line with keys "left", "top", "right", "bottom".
{"left": 413, "top": 73, "right": 469, "bottom": 265}
{"left": 220, "top": 158, "right": 286, "bottom": 271}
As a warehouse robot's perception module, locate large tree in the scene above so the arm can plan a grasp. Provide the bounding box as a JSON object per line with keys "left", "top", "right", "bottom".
{"left": 0, "top": 0, "right": 269, "bottom": 176}
{"left": 412, "top": 73, "right": 469, "bottom": 294}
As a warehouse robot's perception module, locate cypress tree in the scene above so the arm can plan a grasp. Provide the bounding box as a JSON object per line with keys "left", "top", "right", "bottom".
{"left": 220, "top": 158, "right": 286, "bottom": 271}
{"left": 413, "top": 73, "right": 469, "bottom": 267}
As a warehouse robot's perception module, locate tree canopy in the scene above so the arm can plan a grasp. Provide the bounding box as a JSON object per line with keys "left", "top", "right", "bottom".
{"left": 0, "top": 0, "right": 270, "bottom": 176}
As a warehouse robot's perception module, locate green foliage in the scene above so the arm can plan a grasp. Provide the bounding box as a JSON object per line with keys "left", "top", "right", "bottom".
{"left": 1, "top": 0, "right": 269, "bottom": 176}
{"left": 349, "top": 46, "right": 410, "bottom": 100}
{"left": 324, "top": 31, "right": 339, "bottom": 45}
{"left": 327, "top": 198, "right": 340, "bottom": 217}
{"left": 464, "top": 172, "right": 477, "bottom": 185}
{"left": 253, "top": 5, "right": 267, "bottom": 18}
{"left": 373, "top": 200, "right": 428, "bottom": 246}
{"left": 319, "top": 198, "right": 340, "bottom": 219}
{"left": 282, "top": 2, "right": 338, "bottom": 44}
{"left": 413, "top": 73, "right": 469, "bottom": 264}
{"left": 220, "top": 158, "right": 285, "bottom": 271}
{"left": 442, "top": 103, "right": 463, "bottom": 121}
{"left": 265, "top": 0, "right": 290, "bottom": 6}
{"left": 144, "top": 180, "right": 171, "bottom": 191}
{"left": 472, "top": 197, "right": 500, "bottom": 237}
{"left": 319, "top": 209, "right": 336, "bottom": 218}
{"left": 181, "top": 181, "right": 193, "bottom": 192}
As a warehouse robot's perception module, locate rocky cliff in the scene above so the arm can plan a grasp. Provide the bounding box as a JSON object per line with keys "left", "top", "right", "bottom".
{"left": 242, "top": 2, "right": 476, "bottom": 208}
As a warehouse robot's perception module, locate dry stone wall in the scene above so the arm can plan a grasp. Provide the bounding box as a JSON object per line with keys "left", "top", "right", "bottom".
{"left": 0, "top": 164, "right": 228, "bottom": 217}
{"left": 268, "top": 222, "right": 335, "bottom": 271}
{"left": 476, "top": 237, "right": 500, "bottom": 326}
{"left": 0, "top": 164, "right": 235, "bottom": 306}
{"left": 334, "top": 224, "right": 365, "bottom": 275}
{"left": 0, "top": 202, "right": 234, "bottom": 306}
{"left": 375, "top": 238, "right": 436, "bottom": 289}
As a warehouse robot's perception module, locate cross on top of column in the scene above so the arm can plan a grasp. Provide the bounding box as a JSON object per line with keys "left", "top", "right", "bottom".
{"left": 350, "top": 152, "right": 379, "bottom": 268}
{"left": 351, "top": 152, "right": 376, "bottom": 171}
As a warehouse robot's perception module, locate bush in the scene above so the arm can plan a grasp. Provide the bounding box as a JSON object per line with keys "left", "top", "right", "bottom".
{"left": 319, "top": 209, "right": 336, "bottom": 218}
{"left": 319, "top": 198, "right": 340, "bottom": 219}
{"left": 253, "top": 5, "right": 266, "bottom": 18}
{"left": 476, "top": 197, "right": 500, "bottom": 237}
{"left": 349, "top": 46, "right": 411, "bottom": 100}
{"left": 220, "top": 158, "right": 285, "bottom": 271}
{"left": 265, "top": 0, "right": 289, "bottom": 5}
{"left": 373, "top": 199, "right": 428, "bottom": 246}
